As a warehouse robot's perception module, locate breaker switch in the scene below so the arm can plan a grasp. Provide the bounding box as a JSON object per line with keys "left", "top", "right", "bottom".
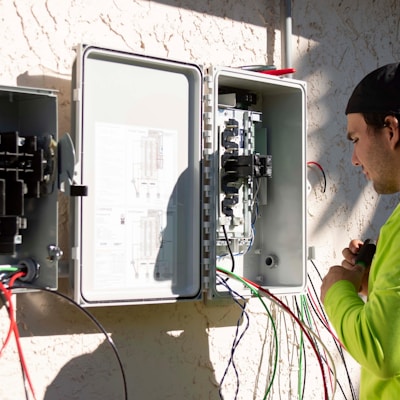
{"left": 222, "top": 119, "right": 239, "bottom": 149}
{"left": 222, "top": 196, "right": 239, "bottom": 217}
{"left": 222, "top": 154, "right": 271, "bottom": 179}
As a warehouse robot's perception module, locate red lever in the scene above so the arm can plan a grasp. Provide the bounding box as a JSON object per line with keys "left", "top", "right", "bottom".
{"left": 259, "top": 68, "right": 296, "bottom": 76}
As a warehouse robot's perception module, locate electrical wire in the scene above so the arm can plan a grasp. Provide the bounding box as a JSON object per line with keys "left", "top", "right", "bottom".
{"left": 274, "top": 296, "right": 304, "bottom": 398}
{"left": 308, "top": 261, "right": 358, "bottom": 400}
{"left": 0, "top": 289, "right": 15, "bottom": 356}
{"left": 1, "top": 270, "right": 28, "bottom": 355}
{"left": 216, "top": 266, "right": 334, "bottom": 400}
{"left": 216, "top": 270, "right": 279, "bottom": 400}
{"left": 0, "top": 265, "right": 19, "bottom": 273}
{"left": 309, "top": 262, "right": 356, "bottom": 391}
{"left": 217, "top": 275, "right": 250, "bottom": 400}
{"left": 0, "top": 288, "right": 30, "bottom": 400}
{"left": 9, "top": 283, "right": 128, "bottom": 400}
{"left": 0, "top": 273, "right": 37, "bottom": 400}
{"left": 307, "top": 161, "right": 327, "bottom": 193}
{"left": 301, "top": 295, "right": 336, "bottom": 395}
{"left": 295, "top": 296, "right": 306, "bottom": 399}
{"left": 262, "top": 287, "right": 336, "bottom": 400}
{"left": 221, "top": 224, "right": 235, "bottom": 272}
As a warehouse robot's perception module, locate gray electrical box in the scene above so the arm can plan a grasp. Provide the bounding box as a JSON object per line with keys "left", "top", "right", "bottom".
{"left": 71, "top": 44, "right": 307, "bottom": 306}
{"left": 0, "top": 86, "right": 59, "bottom": 289}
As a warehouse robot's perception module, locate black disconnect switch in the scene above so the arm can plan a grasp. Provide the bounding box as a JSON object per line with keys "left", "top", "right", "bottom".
{"left": 355, "top": 239, "right": 376, "bottom": 268}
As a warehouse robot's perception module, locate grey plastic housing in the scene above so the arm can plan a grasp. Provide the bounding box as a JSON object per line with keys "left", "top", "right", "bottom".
{"left": 204, "top": 68, "right": 307, "bottom": 300}
{"left": 71, "top": 44, "right": 307, "bottom": 306}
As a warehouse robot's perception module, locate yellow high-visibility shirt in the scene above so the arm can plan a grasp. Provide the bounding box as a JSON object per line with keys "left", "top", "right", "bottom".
{"left": 324, "top": 203, "right": 400, "bottom": 399}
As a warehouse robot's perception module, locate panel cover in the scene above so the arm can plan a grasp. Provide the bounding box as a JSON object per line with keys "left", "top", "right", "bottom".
{"left": 73, "top": 46, "right": 202, "bottom": 304}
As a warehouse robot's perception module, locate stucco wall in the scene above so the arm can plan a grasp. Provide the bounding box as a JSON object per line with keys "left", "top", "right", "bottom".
{"left": 0, "top": 1, "right": 399, "bottom": 399}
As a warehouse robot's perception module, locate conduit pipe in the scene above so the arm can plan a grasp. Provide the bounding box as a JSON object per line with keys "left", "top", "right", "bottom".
{"left": 281, "top": 0, "right": 293, "bottom": 77}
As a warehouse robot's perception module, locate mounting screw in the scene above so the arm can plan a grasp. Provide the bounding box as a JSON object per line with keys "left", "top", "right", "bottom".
{"left": 48, "top": 245, "right": 63, "bottom": 262}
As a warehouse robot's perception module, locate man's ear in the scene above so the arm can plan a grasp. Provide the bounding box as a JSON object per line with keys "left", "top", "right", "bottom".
{"left": 384, "top": 115, "right": 400, "bottom": 149}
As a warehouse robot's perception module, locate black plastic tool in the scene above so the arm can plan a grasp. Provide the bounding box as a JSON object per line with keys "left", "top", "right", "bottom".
{"left": 355, "top": 239, "right": 376, "bottom": 268}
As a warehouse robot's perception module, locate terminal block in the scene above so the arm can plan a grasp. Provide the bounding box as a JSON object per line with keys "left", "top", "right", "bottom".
{"left": 217, "top": 108, "right": 272, "bottom": 256}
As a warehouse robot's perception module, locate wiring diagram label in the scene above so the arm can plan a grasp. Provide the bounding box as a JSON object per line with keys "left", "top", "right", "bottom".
{"left": 84, "top": 122, "right": 178, "bottom": 291}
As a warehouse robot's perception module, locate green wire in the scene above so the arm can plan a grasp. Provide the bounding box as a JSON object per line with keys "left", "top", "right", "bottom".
{"left": 0, "top": 266, "right": 19, "bottom": 272}
{"left": 298, "top": 295, "right": 305, "bottom": 399}
{"left": 216, "top": 266, "right": 279, "bottom": 400}
{"left": 298, "top": 294, "right": 316, "bottom": 399}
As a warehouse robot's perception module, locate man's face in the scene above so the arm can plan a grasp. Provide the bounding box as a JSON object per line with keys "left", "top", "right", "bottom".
{"left": 347, "top": 113, "right": 397, "bottom": 194}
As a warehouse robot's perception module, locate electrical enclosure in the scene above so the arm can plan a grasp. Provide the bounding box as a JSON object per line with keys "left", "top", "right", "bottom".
{"left": 0, "top": 86, "right": 59, "bottom": 289}
{"left": 71, "top": 44, "right": 307, "bottom": 306}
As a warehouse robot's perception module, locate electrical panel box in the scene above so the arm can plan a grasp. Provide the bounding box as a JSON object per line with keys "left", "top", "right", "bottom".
{"left": 0, "top": 86, "right": 59, "bottom": 289}
{"left": 71, "top": 44, "right": 307, "bottom": 306}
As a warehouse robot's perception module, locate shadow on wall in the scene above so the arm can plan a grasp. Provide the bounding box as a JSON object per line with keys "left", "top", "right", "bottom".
{"left": 17, "top": 286, "right": 243, "bottom": 400}
{"left": 290, "top": 37, "right": 400, "bottom": 244}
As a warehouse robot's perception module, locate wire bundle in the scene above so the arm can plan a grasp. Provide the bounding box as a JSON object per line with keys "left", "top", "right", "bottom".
{"left": 0, "top": 266, "right": 37, "bottom": 400}
{"left": 216, "top": 264, "right": 358, "bottom": 400}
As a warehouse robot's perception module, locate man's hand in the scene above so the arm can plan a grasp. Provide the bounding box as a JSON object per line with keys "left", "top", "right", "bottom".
{"left": 341, "top": 239, "right": 371, "bottom": 296}
{"left": 320, "top": 265, "right": 364, "bottom": 304}
{"left": 320, "top": 239, "right": 374, "bottom": 303}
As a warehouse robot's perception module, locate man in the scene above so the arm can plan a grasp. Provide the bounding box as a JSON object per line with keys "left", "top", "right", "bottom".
{"left": 320, "top": 63, "right": 400, "bottom": 399}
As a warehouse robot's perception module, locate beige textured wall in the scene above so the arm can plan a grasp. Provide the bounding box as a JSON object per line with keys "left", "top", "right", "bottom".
{"left": 0, "top": 1, "right": 399, "bottom": 399}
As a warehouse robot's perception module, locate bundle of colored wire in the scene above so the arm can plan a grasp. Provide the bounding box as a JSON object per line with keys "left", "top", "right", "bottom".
{"left": 0, "top": 270, "right": 37, "bottom": 400}
{"left": 307, "top": 262, "right": 358, "bottom": 400}
{"left": 216, "top": 270, "right": 279, "bottom": 400}
{"left": 216, "top": 266, "right": 333, "bottom": 400}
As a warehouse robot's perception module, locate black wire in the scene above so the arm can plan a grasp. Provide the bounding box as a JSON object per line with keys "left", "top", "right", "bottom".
{"left": 217, "top": 275, "right": 250, "bottom": 400}
{"left": 10, "top": 283, "right": 128, "bottom": 400}
{"left": 307, "top": 162, "right": 327, "bottom": 193}
{"left": 222, "top": 224, "right": 235, "bottom": 273}
{"left": 308, "top": 261, "right": 357, "bottom": 400}
{"left": 310, "top": 259, "right": 324, "bottom": 281}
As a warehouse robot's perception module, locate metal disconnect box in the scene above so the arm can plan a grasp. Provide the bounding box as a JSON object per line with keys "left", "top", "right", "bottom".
{"left": 0, "top": 86, "right": 59, "bottom": 289}
{"left": 71, "top": 44, "right": 307, "bottom": 306}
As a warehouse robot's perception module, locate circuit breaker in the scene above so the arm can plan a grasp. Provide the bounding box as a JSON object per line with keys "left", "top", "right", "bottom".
{"left": 0, "top": 86, "right": 60, "bottom": 289}
{"left": 71, "top": 44, "right": 307, "bottom": 305}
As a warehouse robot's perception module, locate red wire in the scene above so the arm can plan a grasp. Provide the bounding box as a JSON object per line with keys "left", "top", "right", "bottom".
{"left": 0, "top": 282, "right": 15, "bottom": 355}
{"left": 0, "top": 272, "right": 27, "bottom": 355}
{"left": 304, "top": 294, "right": 335, "bottom": 394}
{"left": 306, "top": 161, "right": 324, "bottom": 172}
{"left": 239, "top": 276, "right": 330, "bottom": 400}
{"left": 0, "top": 275, "right": 37, "bottom": 400}
{"left": 307, "top": 288, "right": 344, "bottom": 348}
{"left": 9, "top": 271, "right": 25, "bottom": 288}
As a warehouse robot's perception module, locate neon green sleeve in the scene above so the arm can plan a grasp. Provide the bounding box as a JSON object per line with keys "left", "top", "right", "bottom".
{"left": 324, "top": 280, "right": 400, "bottom": 379}
{"left": 324, "top": 204, "right": 400, "bottom": 381}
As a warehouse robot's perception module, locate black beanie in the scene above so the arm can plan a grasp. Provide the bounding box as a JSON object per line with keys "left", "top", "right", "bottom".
{"left": 345, "top": 62, "right": 400, "bottom": 115}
